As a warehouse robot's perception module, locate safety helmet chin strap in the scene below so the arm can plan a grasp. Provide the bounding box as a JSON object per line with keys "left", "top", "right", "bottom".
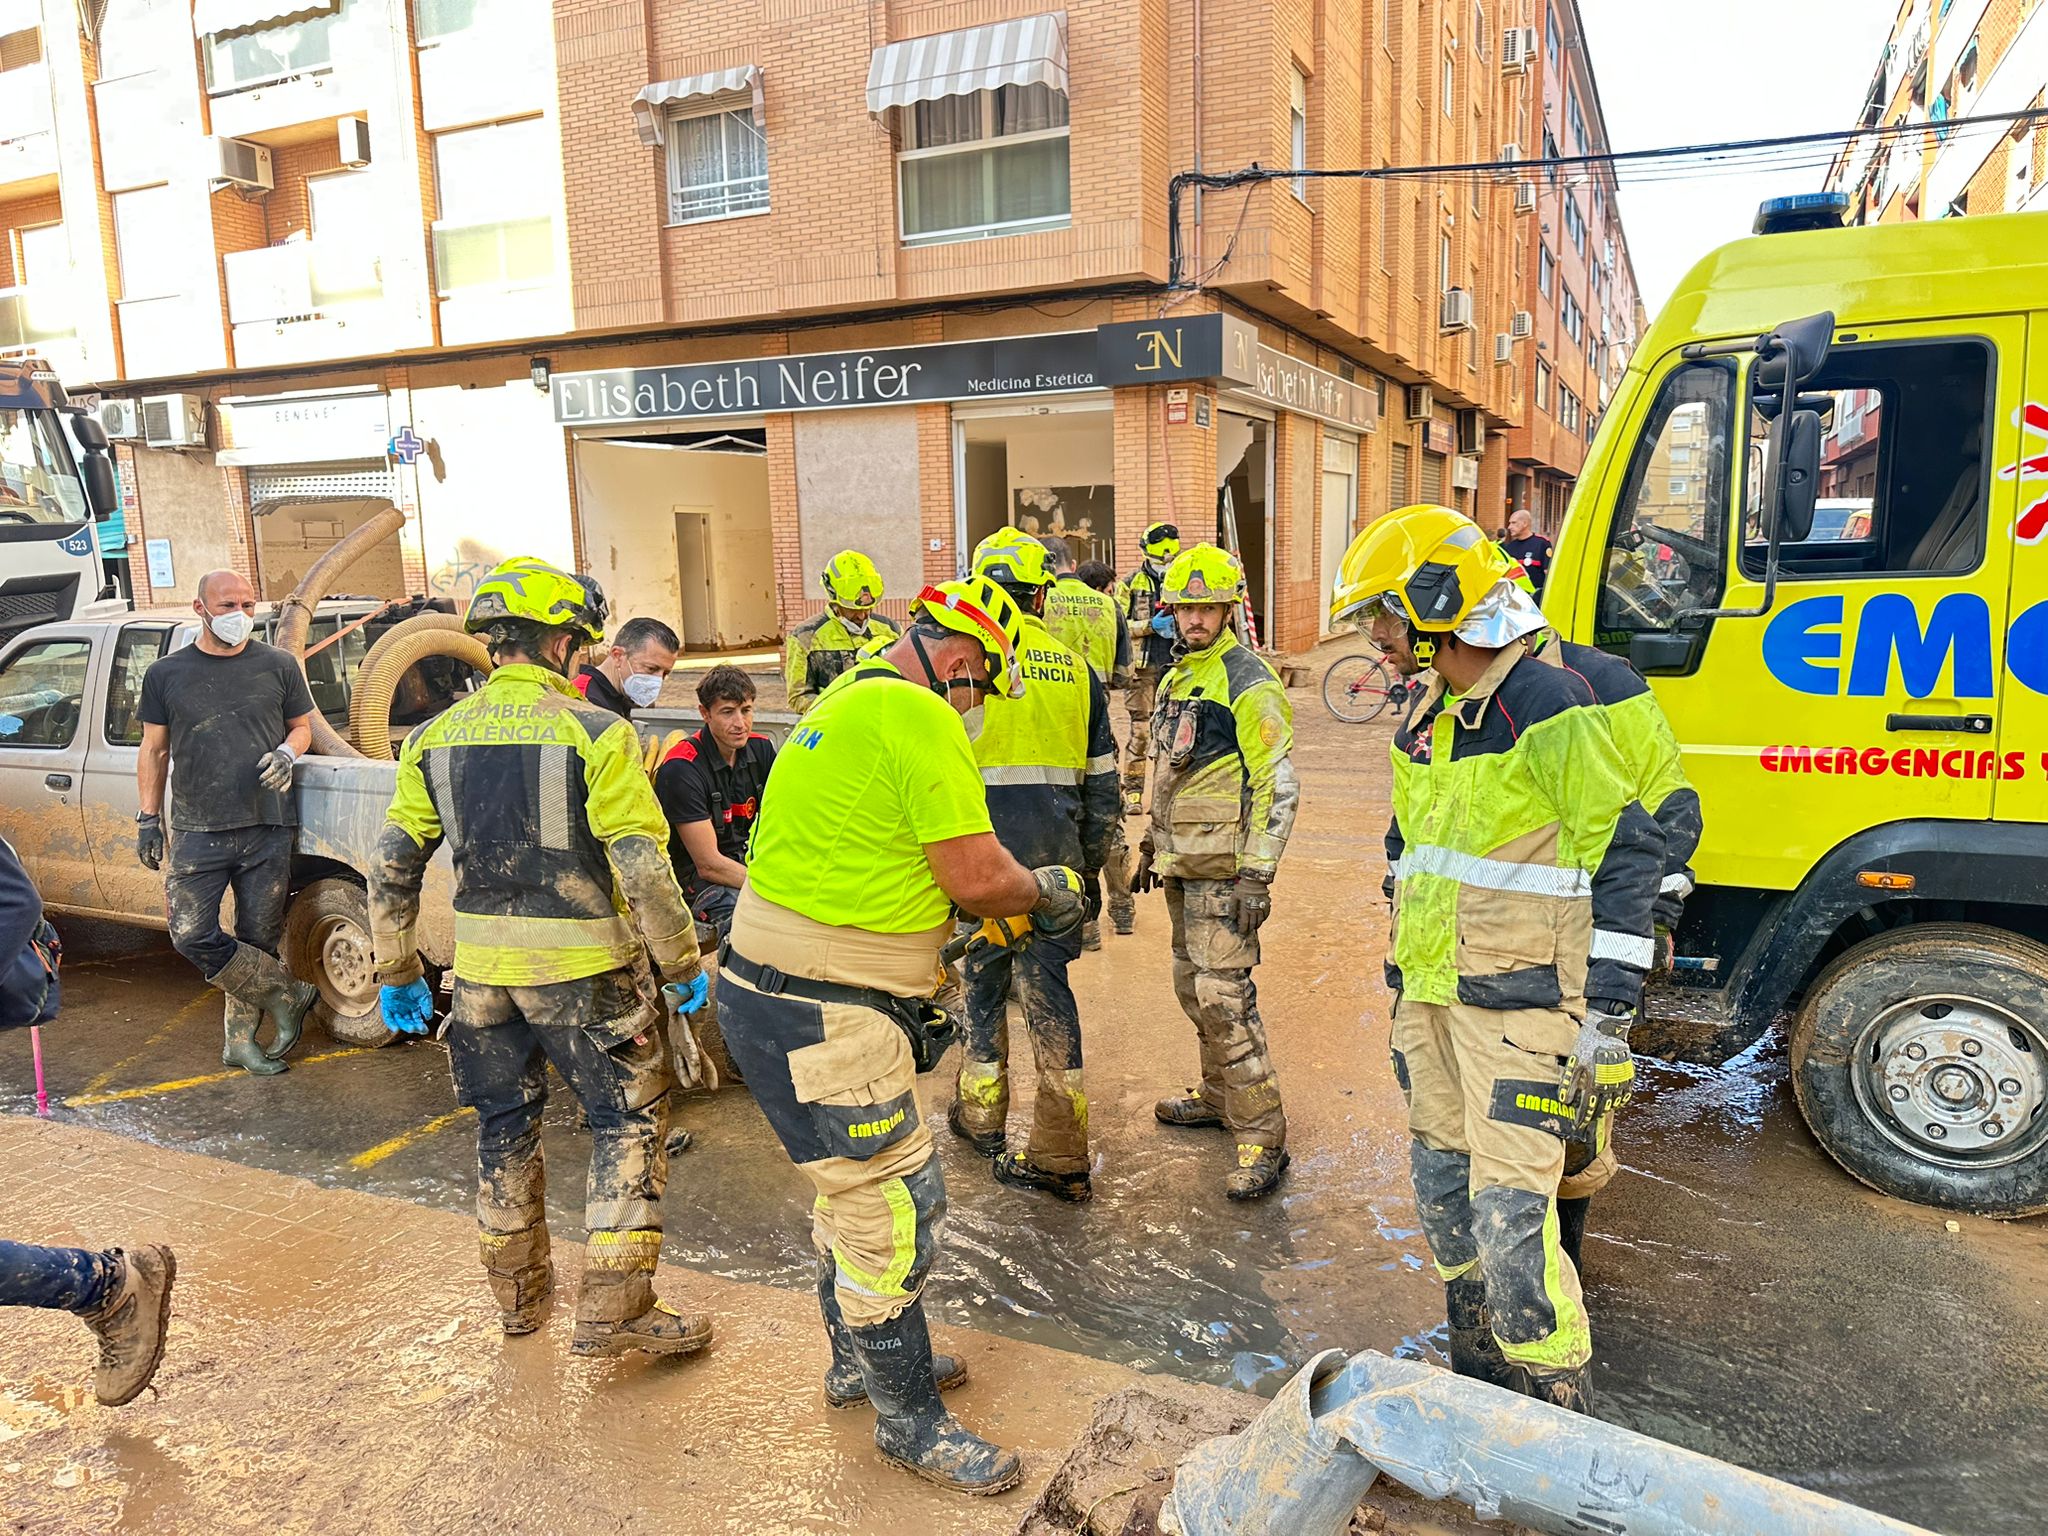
{"left": 908, "top": 626, "right": 980, "bottom": 709}
{"left": 1412, "top": 628, "right": 1437, "bottom": 668}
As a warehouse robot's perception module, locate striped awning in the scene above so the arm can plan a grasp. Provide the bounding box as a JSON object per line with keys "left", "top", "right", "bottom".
{"left": 192, "top": 0, "right": 333, "bottom": 38}
{"left": 865, "top": 13, "right": 1067, "bottom": 116}
{"left": 631, "top": 64, "right": 762, "bottom": 146}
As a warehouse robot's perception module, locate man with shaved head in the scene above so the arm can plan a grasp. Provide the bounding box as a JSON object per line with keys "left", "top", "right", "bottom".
{"left": 137, "top": 569, "right": 319, "bottom": 1074}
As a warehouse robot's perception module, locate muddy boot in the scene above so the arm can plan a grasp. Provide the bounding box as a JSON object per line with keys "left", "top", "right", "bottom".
{"left": 209, "top": 943, "right": 316, "bottom": 1064}
{"left": 1444, "top": 1274, "right": 1526, "bottom": 1392}
{"left": 480, "top": 1226, "right": 553, "bottom": 1336}
{"left": 818, "top": 1259, "right": 966, "bottom": 1410}
{"left": 78, "top": 1245, "right": 176, "bottom": 1407}
{"left": 991, "top": 1151, "right": 1091, "bottom": 1203}
{"left": 666, "top": 1127, "right": 695, "bottom": 1159}
{"left": 855, "top": 1301, "right": 1020, "bottom": 1496}
{"left": 569, "top": 1229, "right": 713, "bottom": 1359}
{"left": 1225, "top": 1144, "right": 1290, "bottom": 1201}
{"left": 1528, "top": 1366, "right": 1597, "bottom": 1418}
{"left": 1081, "top": 918, "right": 1101, "bottom": 952}
{"left": 1556, "top": 1195, "right": 1591, "bottom": 1273}
{"left": 946, "top": 1099, "right": 1006, "bottom": 1158}
{"left": 1108, "top": 898, "right": 1134, "bottom": 937}
{"left": 1153, "top": 1087, "right": 1225, "bottom": 1129}
{"left": 220, "top": 999, "right": 287, "bottom": 1076}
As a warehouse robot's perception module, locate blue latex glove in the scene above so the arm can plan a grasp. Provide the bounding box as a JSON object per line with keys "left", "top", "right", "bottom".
{"left": 380, "top": 979, "right": 435, "bottom": 1036}
{"left": 1149, "top": 610, "right": 1177, "bottom": 637}
{"left": 663, "top": 972, "right": 710, "bottom": 1018}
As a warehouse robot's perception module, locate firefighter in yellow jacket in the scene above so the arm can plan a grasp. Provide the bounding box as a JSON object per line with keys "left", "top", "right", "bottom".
{"left": 785, "top": 550, "right": 901, "bottom": 713}
{"left": 370, "top": 558, "right": 714, "bottom": 1359}
{"left": 1130, "top": 544, "right": 1299, "bottom": 1200}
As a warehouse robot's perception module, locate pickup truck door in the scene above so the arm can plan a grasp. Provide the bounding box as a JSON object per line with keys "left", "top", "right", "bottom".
{"left": 80, "top": 620, "right": 176, "bottom": 920}
{"left": 0, "top": 624, "right": 100, "bottom": 907}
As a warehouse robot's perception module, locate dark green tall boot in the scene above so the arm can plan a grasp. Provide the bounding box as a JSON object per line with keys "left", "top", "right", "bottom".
{"left": 852, "top": 1300, "right": 1019, "bottom": 1495}
{"left": 818, "top": 1257, "right": 966, "bottom": 1409}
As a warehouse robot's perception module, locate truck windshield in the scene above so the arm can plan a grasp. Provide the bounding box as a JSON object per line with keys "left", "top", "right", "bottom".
{"left": 0, "top": 409, "right": 88, "bottom": 528}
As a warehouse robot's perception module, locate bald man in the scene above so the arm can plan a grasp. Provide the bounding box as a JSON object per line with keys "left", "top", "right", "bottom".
{"left": 137, "top": 570, "right": 318, "bottom": 1075}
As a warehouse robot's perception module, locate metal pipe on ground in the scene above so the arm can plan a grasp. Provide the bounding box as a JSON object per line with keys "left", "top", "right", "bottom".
{"left": 273, "top": 504, "right": 407, "bottom": 759}
{"left": 1162, "top": 1349, "right": 1935, "bottom": 1536}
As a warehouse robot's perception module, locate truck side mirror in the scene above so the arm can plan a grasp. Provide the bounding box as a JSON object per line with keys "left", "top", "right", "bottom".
{"left": 82, "top": 454, "right": 117, "bottom": 523}
{"left": 1628, "top": 630, "right": 1701, "bottom": 675}
{"left": 69, "top": 412, "right": 109, "bottom": 453}
{"left": 1769, "top": 408, "right": 1823, "bottom": 544}
{"left": 1754, "top": 310, "right": 1835, "bottom": 396}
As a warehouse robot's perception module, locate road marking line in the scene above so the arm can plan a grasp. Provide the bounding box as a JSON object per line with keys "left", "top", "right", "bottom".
{"left": 81, "top": 994, "right": 220, "bottom": 1095}
{"left": 349, "top": 1106, "right": 476, "bottom": 1170}
{"left": 66, "top": 1049, "right": 368, "bottom": 1107}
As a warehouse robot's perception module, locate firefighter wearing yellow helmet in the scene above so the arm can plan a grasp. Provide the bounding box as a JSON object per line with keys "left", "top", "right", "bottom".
{"left": 1329, "top": 505, "right": 1668, "bottom": 1417}
{"left": 1118, "top": 520, "right": 1182, "bottom": 813}
{"left": 370, "top": 558, "right": 715, "bottom": 1359}
{"left": 718, "top": 573, "right": 1085, "bottom": 1497}
{"left": 784, "top": 549, "right": 902, "bottom": 714}
{"left": 1129, "top": 543, "right": 1299, "bottom": 1201}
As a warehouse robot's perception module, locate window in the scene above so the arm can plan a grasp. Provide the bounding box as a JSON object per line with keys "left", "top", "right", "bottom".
{"left": 1379, "top": 173, "right": 1394, "bottom": 271}
{"left": 1546, "top": 5, "right": 1559, "bottom": 66}
{"left": 307, "top": 172, "right": 381, "bottom": 307}
{"left": 203, "top": 0, "right": 342, "bottom": 94}
{"left": 1560, "top": 288, "right": 1582, "bottom": 343}
{"left": 98, "top": 0, "right": 189, "bottom": 77}
{"left": 0, "top": 408, "right": 89, "bottom": 524}
{"left": 898, "top": 84, "right": 1069, "bottom": 246}
{"left": 1474, "top": 4, "right": 1487, "bottom": 59}
{"left": 414, "top": 0, "right": 506, "bottom": 42}
{"left": 0, "top": 26, "right": 42, "bottom": 71}
{"left": 1442, "top": 49, "right": 1455, "bottom": 117}
{"left": 1559, "top": 388, "right": 1580, "bottom": 432}
{"left": 105, "top": 627, "right": 169, "bottom": 747}
{"left": 1535, "top": 360, "right": 1551, "bottom": 409}
{"left": 113, "top": 185, "right": 183, "bottom": 301}
{"left": 1742, "top": 338, "right": 1992, "bottom": 579}
{"left": 1538, "top": 244, "right": 1554, "bottom": 296}
{"left": 1289, "top": 68, "right": 1308, "bottom": 198}
{"left": 1542, "top": 125, "right": 1560, "bottom": 183}
{"left": 0, "top": 639, "right": 89, "bottom": 748}
{"left": 1563, "top": 192, "right": 1585, "bottom": 253}
{"left": 667, "top": 104, "right": 768, "bottom": 223}
{"left": 1567, "top": 84, "right": 1586, "bottom": 152}
{"left": 1598, "top": 361, "right": 1736, "bottom": 639}
{"left": 1439, "top": 231, "right": 1453, "bottom": 293}
{"left": 431, "top": 117, "right": 556, "bottom": 294}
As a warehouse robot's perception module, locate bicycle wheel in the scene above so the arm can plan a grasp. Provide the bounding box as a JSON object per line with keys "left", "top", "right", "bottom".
{"left": 1323, "top": 654, "right": 1395, "bottom": 723}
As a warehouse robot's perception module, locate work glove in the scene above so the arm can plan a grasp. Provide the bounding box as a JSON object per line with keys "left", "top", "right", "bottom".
{"left": 663, "top": 971, "right": 710, "bottom": 1018}
{"left": 944, "top": 913, "right": 1032, "bottom": 966}
{"left": 1229, "top": 871, "right": 1273, "bottom": 936}
{"left": 1082, "top": 869, "right": 1103, "bottom": 923}
{"left": 1149, "top": 610, "right": 1177, "bottom": 637}
{"left": 1652, "top": 926, "right": 1675, "bottom": 975}
{"left": 380, "top": 979, "right": 436, "bottom": 1037}
{"left": 1128, "top": 839, "right": 1162, "bottom": 895}
{"left": 255, "top": 744, "right": 298, "bottom": 792}
{"left": 662, "top": 977, "right": 718, "bottom": 1091}
{"left": 1559, "top": 1004, "right": 1635, "bottom": 1125}
{"left": 1029, "top": 865, "right": 1087, "bottom": 937}
{"left": 136, "top": 813, "right": 164, "bottom": 871}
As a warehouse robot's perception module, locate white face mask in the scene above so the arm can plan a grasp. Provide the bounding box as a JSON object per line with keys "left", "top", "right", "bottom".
{"left": 959, "top": 704, "right": 986, "bottom": 741}
{"left": 207, "top": 611, "right": 253, "bottom": 648}
{"left": 842, "top": 615, "right": 869, "bottom": 637}
{"left": 622, "top": 672, "right": 665, "bottom": 708}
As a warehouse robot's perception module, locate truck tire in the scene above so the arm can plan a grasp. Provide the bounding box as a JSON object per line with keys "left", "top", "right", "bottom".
{"left": 284, "top": 877, "right": 397, "bottom": 1047}
{"left": 1788, "top": 922, "right": 2048, "bottom": 1218}
{"left": 352, "top": 614, "right": 491, "bottom": 759}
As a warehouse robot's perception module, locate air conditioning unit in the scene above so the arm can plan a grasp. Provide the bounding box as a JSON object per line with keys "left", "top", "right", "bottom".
{"left": 1457, "top": 408, "right": 1484, "bottom": 454}
{"left": 1493, "top": 332, "right": 1514, "bottom": 364}
{"left": 1502, "top": 25, "right": 1534, "bottom": 74}
{"left": 1498, "top": 141, "right": 1523, "bottom": 173}
{"left": 1514, "top": 180, "right": 1537, "bottom": 213}
{"left": 338, "top": 116, "right": 370, "bottom": 168}
{"left": 140, "top": 393, "right": 206, "bottom": 449}
{"left": 1405, "top": 384, "right": 1434, "bottom": 422}
{"left": 1451, "top": 454, "right": 1482, "bottom": 491}
{"left": 99, "top": 397, "right": 142, "bottom": 440}
{"left": 208, "top": 135, "right": 273, "bottom": 192}
{"left": 1512, "top": 309, "right": 1534, "bottom": 338}
{"left": 1439, "top": 287, "right": 1475, "bottom": 333}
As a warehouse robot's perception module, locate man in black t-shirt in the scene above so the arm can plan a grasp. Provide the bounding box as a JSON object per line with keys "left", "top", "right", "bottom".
{"left": 1499, "top": 507, "right": 1554, "bottom": 596}
{"left": 137, "top": 570, "right": 319, "bottom": 1076}
{"left": 653, "top": 665, "right": 775, "bottom": 938}
{"left": 574, "top": 615, "right": 679, "bottom": 719}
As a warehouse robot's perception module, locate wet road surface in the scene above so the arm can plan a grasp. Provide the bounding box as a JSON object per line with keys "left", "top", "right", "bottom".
{"left": 5, "top": 691, "right": 2045, "bottom": 1534}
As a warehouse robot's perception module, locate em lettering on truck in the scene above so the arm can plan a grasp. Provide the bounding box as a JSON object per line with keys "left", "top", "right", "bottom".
{"left": 1761, "top": 591, "right": 2048, "bottom": 697}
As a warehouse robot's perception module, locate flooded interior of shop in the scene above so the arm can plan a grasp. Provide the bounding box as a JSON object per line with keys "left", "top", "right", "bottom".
{"left": 1216, "top": 411, "right": 1269, "bottom": 640}
{"left": 957, "top": 404, "right": 1114, "bottom": 572}
{"left": 252, "top": 498, "right": 407, "bottom": 602}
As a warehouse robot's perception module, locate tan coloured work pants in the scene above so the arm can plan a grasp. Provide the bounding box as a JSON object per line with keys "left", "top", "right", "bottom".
{"left": 1165, "top": 877, "right": 1287, "bottom": 1148}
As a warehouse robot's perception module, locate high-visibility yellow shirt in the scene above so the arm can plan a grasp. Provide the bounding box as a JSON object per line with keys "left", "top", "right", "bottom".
{"left": 746, "top": 660, "right": 993, "bottom": 932}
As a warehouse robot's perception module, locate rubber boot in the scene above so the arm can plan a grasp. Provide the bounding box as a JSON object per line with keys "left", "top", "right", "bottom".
{"left": 78, "top": 1245, "right": 176, "bottom": 1406}
{"left": 1527, "top": 1365, "right": 1598, "bottom": 1418}
{"left": 1153, "top": 1087, "right": 1225, "bottom": 1129}
{"left": 946, "top": 1099, "right": 1006, "bottom": 1158}
{"left": 991, "top": 1151, "right": 1092, "bottom": 1203}
{"left": 208, "top": 943, "right": 315, "bottom": 1066}
{"left": 479, "top": 1226, "right": 553, "bottom": 1336}
{"left": 1443, "top": 1274, "right": 1527, "bottom": 1392}
{"left": 1556, "top": 1195, "right": 1591, "bottom": 1273}
{"left": 1225, "top": 1143, "right": 1290, "bottom": 1201}
{"left": 220, "top": 998, "right": 287, "bottom": 1076}
{"left": 1108, "top": 899, "right": 1134, "bottom": 937}
{"left": 569, "top": 1229, "right": 713, "bottom": 1359}
{"left": 854, "top": 1301, "right": 1021, "bottom": 1496}
{"left": 817, "top": 1259, "right": 966, "bottom": 1409}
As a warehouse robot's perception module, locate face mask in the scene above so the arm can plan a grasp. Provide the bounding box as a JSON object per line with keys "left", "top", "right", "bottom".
{"left": 959, "top": 704, "right": 986, "bottom": 741}
{"left": 842, "top": 615, "right": 869, "bottom": 637}
{"left": 207, "top": 611, "right": 253, "bottom": 647}
{"left": 622, "top": 672, "right": 664, "bottom": 708}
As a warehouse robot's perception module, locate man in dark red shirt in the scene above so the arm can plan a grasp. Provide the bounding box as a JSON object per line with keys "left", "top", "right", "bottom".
{"left": 653, "top": 665, "right": 775, "bottom": 937}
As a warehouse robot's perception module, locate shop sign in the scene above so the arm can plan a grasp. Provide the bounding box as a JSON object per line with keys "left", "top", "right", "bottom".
{"left": 216, "top": 390, "right": 392, "bottom": 467}
{"left": 1165, "top": 387, "right": 1189, "bottom": 425}
{"left": 1425, "top": 419, "right": 1455, "bottom": 455}
{"left": 1237, "top": 344, "right": 1379, "bottom": 434}
{"left": 1095, "top": 314, "right": 1259, "bottom": 387}
{"left": 553, "top": 333, "right": 1107, "bottom": 426}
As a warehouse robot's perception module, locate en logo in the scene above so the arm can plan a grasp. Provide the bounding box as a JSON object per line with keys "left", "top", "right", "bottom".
{"left": 1135, "top": 327, "right": 1184, "bottom": 372}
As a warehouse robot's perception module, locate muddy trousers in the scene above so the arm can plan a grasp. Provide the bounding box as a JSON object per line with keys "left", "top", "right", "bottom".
{"left": 955, "top": 925, "right": 1088, "bottom": 1174}
{"left": 0, "top": 1240, "right": 115, "bottom": 1312}
{"left": 166, "top": 825, "right": 298, "bottom": 1044}
{"left": 1389, "top": 996, "right": 1591, "bottom": 1376}
{"left": 1100, "top": 823, "right": 1135, "bottom": 931}
{"left": 1120, "top": 669, "right": 1161, "bottom": 803}
{"left": 443, "top": 966, "right": 676, "bottom": 1324}
{"left": 1164, "top": 878, "right": 1286, "bottom": 1149}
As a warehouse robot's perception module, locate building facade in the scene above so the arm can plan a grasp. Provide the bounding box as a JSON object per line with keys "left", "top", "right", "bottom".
{"left": 13, "top": 0, "right": 1638, "bottom": 654}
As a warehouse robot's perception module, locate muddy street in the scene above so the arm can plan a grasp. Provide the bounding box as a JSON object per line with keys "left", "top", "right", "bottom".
{"left": 4, "top": 671, "right": 2045, "bottom": 1535}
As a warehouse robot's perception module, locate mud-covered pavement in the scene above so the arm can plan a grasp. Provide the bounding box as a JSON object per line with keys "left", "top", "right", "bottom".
{"left": 5, "top": 657, "right": 2046, "bottom": 1535}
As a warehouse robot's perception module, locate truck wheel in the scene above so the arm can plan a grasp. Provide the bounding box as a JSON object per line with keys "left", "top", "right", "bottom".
{"left": 1789, "top": 923, "right": 2048, "bottom": 1218}
{"left": 284, "top": 878, "right": 397, "bottom": 1048}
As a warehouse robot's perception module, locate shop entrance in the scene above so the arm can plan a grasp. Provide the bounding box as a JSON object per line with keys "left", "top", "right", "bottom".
{"left": 1216, "top": 408, "right": 1271, "bottom": 642}
{"left": 1318, "top": 435, "right": 1357, "bottom": 637}
{"left": 954, "top": 400, "right": 1115, "bottom": 572}
{"left": 572, "top": 428, "right": 776, "bottom": 650}
{"left": 251, "top": 496, "right": 406, "bottom": 601}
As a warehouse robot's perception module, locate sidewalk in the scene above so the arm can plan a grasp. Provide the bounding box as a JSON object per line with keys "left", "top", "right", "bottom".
{"left": 0, "top": 1116, "right": 1159, "bottom": 1536}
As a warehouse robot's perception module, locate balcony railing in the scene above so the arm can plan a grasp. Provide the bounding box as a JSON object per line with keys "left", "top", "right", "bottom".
{"left": 430, "top": 215, "right": 554, "bottom": 297}
{"left": 0, "top": 65, "right": 51, "bottom": 144}
{"left": 224, "top": 240, "right": 381, "bottom": 324}
{"left": 0, "top": 285, "right": 74, "bottom": 356}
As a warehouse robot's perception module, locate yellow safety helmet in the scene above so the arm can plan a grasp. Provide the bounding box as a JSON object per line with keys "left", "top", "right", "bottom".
{"left": 970, "top": 526, "right": 1054, "bottom": 593}
{"left": 1160, "top": 543, "right": 1247, "bottom": 606}
{"left": 1328, "top": 504, "right": 1508, "bottom": 633}
{"left": 465, "top": 557, "right": 609, "bottom": 644}
{"left": 911, "top": 575, "right": 1029, "bottom": 700}
{"left": 821, "top": 549, "right": 884, "bottom": 610}
{"left": 1142, "top": 521, "right": 1181, "bottom": 561}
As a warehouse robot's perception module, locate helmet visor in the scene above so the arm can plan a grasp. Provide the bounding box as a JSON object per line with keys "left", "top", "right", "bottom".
{"left": 915, "top": 584, "right": 1024, "bottom": 700}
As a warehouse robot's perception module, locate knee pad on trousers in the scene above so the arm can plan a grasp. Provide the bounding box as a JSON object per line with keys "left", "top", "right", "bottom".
{"left": 1409, "top": 1140, "right": 1479, "bottom": 1277}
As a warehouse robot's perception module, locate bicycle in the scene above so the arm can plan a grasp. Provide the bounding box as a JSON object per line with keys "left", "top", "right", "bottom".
{"left": 1321, "top": 650, "right": 1414, "bottom": 723}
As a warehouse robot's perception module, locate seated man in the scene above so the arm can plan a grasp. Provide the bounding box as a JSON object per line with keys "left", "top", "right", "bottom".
{"left": 654, "top": 665, "right": 776, "bottom": 937}
{"left": 574, "top": 616, "right": 680, "bottom": 720}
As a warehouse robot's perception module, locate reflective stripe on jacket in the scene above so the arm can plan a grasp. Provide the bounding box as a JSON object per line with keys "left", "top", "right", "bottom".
{"left": 1148, "top": 629, "right": 1298, "bottom": 880}
{"left": 371, "top": 663, "right": 699, "bottom": 987}
{"left": 973, "top": 615, "right": 1118, "bottom": 872}
{"left": 785, "top": 612, "right": 901, "bottom": 715}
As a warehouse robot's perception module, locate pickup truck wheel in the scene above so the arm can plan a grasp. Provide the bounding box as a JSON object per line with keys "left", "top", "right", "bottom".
{"left": 284, "top": 878, "right": 397, "bottom": 1048}
{"left": 1789, "top": 923, "right": 2048, "bottom": 1218}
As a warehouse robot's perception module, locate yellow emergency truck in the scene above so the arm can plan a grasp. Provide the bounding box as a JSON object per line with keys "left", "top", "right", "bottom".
{"left": 1544, "top": 197, "right": 2048, "bottom": 1218}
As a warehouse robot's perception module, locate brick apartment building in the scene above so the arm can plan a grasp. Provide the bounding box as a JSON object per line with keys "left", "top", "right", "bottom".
{"left": 5, "top": 0, "right": 1643, "bottom": 655}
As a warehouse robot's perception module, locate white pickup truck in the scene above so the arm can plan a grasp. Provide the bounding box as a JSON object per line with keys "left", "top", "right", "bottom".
{"left": 0, "top": 603, "right": 786, "bottom": 1045}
